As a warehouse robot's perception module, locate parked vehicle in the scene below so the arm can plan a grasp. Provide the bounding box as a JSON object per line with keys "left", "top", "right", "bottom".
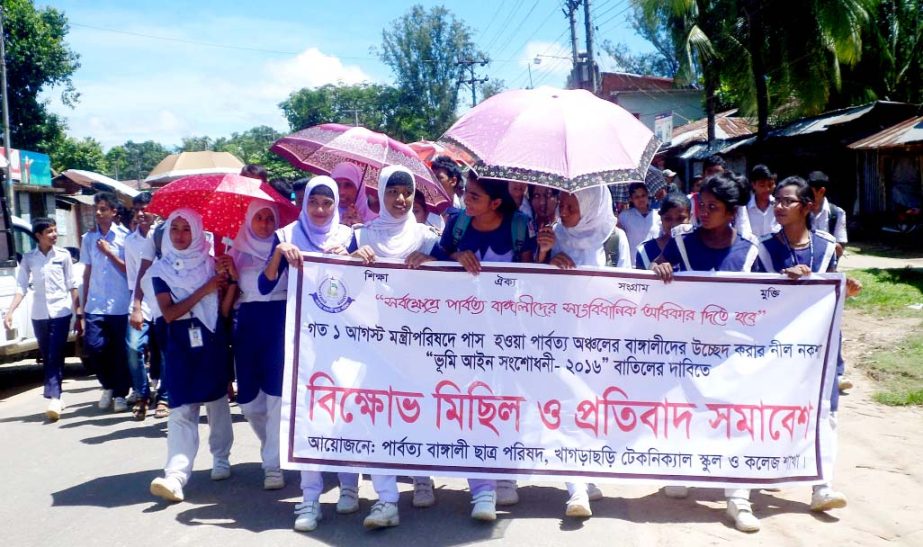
{"left": 0, "top": 215, "right": 85, "bottom": 363}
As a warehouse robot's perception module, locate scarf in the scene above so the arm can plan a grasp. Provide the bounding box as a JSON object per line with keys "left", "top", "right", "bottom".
{"left": 278, "top": 176, "right": 353, "bottom": 252}
{"left": 553, "top": 186, "right": 617, "bottom": 267}
{"left": 231, "top": 200, "right": 278, "bottom": 261}
{"left": 331, "top": 162, "right": 377, "bottom": 224}
{"left": 356, "top": 166, "right": 432, "bottom": 259}
{"left": 145, "top": 208, "right": 219, "bottom": 331}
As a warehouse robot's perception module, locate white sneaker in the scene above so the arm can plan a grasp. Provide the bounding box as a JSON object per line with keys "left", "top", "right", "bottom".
{"left": 587, "top": 483, "right": 603, "bottom": 502}
{"left": 471, "top": 491, "right": 497, "bottom": 521}
{"left": 211, "top": 459, "right": 231, "bottom": 481}
{"left": 293, "top": 501, "right": 322, "bottom": 532}
{"left": 565, "top": 491, "right": 592, "bottom": 518}
{"left": 810, "top": 486, "right": 847, "bottom": 512}
{"left": 113, "top": 397, "right": 129, "bottom": 413}
{"left": 264, "top": 469, "right": 285, "bottom": 490}
{"left": 98, "top": 389, "right": 113, "bottom": 410}
{"left": 412, "top": 477, "right": 436, "bottom": 508}
{"left": 46, "top": 398, "right": 63, "bottom": 421}
{"left": 150, "top": 476, "right": 184, "bottom": 502}
{"left": 496, "top": 479, "right": 519, "bottom": 506}
{"left": 125, "top": 391, "right": 140, "bottom": 404}
{"left": 336, "top": 486, "right": 360, "bottom": 514}
{"left": 663, "top": 485, "right": 689, "bottom": 499}
{"left": 363, "top": 501, "right": 399, "bottom": 529}
{"left": 726, "top": 497, "right": 760, "bottom": 532}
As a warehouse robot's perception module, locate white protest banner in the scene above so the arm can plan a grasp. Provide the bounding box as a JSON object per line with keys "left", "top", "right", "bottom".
{"left": 280, "top": 255, "right": 844, "bottom": 488}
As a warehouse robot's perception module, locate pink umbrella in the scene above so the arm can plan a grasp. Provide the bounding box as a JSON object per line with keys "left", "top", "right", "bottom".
{"left": 438, "top": 87, "right": 660, "bottom": 192}
{"left": 408, "top": 140, "right": 473, "bottom": 168}
{"left": 271, "top": 124, "right": 452, "bottom": 212}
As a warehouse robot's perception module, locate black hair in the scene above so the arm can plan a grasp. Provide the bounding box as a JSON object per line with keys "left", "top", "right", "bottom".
{"left": 241, "top": 164, "right": 268, "bottom": 182}
{"left": 269, "top": 179, "right": 292, "bottom": 198}
{"left": 93, "top": 191, "right": 118, "bottom": 208}
{"left": 750, "top": 164, "right": 773, "bottom": 182}
{"left": 701, "top": 171, "right": 751, "bottom": 211}
{"left": 806, "top": 171, "right": 829, "bottom": 190}
{"left": 413, "top": 189, "right": 427, "bottom": 206}
{"left": 628, "top": 182, "right": 649, "bottom": 196}
{"left": 431, "top": 155, "right": 462, "bottom": 183}
{"left": 132, "top": 191, "right": 152, "bottom": 206}
{"left": 385, "top": 169, "right": 414, "bottom": 189}
{"left": 118, "top": 204, "right": 133, "bottom": 226}
{"left": 658, "top": 192, "right": 691, "bottom": 216}
{"left": 467, "top": 172, "right": 517, "bottom": 215}
{"left": 529, "top": 185, "right": 559, "bottom": 198}
{"left": 292, "top": 178, "right": 309, "bottom": 192}
{"left": 775, "top": 176, "right": 815, "bottom": 229}
{"left": 703, "top": 154, "right": 727, "bottom": 171}
{"left": 31, "top": 216, "right": 56, "bottom": 236}
{"left": 309, "top": 184, "right": 335, "bottom": 200}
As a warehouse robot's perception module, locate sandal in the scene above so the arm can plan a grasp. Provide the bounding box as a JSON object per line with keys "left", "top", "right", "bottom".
{"left": 154, "top": 401, "right": 169, "bottom": 419}
{"left": 132, "top": 400, "right": 148, "bottom": 421}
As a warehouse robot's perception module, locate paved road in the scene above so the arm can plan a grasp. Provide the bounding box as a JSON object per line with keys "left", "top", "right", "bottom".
{"left": 2, "top": 353, "right": 920, "bottom": 546}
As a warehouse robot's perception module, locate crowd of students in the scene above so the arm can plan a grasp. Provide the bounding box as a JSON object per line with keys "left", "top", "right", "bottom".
{"left": 8, "top": 154, "right": 858, "bottom": 534}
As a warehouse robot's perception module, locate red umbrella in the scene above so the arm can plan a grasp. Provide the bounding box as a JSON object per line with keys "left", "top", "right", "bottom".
{"left": 271, "top": 123, "right": 452, "bottom": 213}
{"left": 148, "top": 173, "right": 298, "bottom": 253}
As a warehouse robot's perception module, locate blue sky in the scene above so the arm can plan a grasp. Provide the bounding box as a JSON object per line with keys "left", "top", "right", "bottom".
{"left": 40, "top": 1, "right": 650, "bottom": 149}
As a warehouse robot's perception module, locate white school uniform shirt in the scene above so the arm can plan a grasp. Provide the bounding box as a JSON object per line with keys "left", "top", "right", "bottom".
{"left": 617, "top": 208, "right": 661, "bottom": 267}
{"left": 124, "top": 227, "right": 157, "bottom": 321}
{"left": 811, "top": 198, "right": 848, "bottom": 243}
{"left": 81, "top": 224, "right": 131, "bottom": 316}
{"left": 746, "top": 195, "right": 780, "bottom": 238}
{"left": 16, "top": 246, "right": 77, "bottom": 320}
{"left": 233, "top": 252, "right": 287, "bottom": 305}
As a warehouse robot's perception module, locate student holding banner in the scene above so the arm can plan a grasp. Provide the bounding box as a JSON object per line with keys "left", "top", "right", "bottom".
{"left": 259, "top": 176, "right": 354, "bottom": 533}
{"left": 652, "top": 172, "right": 763, "bottom": 533}
{"left": 350, "top": 165, "right": 441, "bottom": 524}
{"left": 540, "top": 184, "right": 625, "bottom": 517}
{"left": 147, "top": 209, "right": 235, "bottom": 503}
{"left": 227, "top": 201, "right": 287, "bottom": 491}
{"left": 412, "top": 171, "right": 537, "bottom": 521}
{"left": 635, "top": 193, "right": 692, "bottom": 269}
{"left": 756, "top": 175, "right": 859, "bottom": 514}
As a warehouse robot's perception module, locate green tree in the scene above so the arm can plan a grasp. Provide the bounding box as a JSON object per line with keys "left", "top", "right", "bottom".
{"left": 600, "top": 5, "right": 682, "bottom": 78}
{"left": 834, "top": 0, "right": 923, "bottom": 106}
{"left": 2, "top": 0, "right": 80, "bottom": 151}
{"left": 378, "top": 5, "right": 486, "bottom": 139}
{"left": 47, "top": 135, "right": 106, "bottom": 172}
{"left": 479, "top": 79, "right": 506, "bottom": 101}
{"left": 280, "top": 83, "right": 427, "bottom": 143}
{"left": 104, "top": 140, "right": 170, "bottom": 181}
{"left": 214, "top": 125, "right": 299, "bottom": 180}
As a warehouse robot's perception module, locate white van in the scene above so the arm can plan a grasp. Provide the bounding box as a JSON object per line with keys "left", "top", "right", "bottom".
{"left": 0, "top": 216, "right": 84, "bottom": 363}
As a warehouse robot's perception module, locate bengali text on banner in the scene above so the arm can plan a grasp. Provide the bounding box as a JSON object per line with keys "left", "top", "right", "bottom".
{"left": 280, "top": 255, "right": 844, "bottom": 488}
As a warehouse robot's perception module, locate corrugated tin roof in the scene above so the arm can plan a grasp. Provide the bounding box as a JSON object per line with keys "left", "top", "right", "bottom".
{"left": 848, "top": 116, "right": 923, "bottom": 149}
{"left": 670, "top": 110, "right": 756, "bottom": 147}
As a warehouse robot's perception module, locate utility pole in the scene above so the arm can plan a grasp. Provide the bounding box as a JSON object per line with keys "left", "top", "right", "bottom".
{"left": 583, "top": 0, "right": 597, "bottom": 93}
{"left": 0, "top": 7, "right": 13, "bottom": 208}
{"left": 563, "top": 0, "right": 580, "bottom": 89}
{"left": 457, "top": 58, "right": 489, "bottom": 107}
{"left": 0, "top": 5, "right": 18, "bottom": 265}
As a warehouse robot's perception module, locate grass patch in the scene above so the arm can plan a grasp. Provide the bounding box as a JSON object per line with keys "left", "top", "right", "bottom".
{"left": 866, "top": 332, "right": 923, "bottom": 406}
{"left": 845, "top": 268, "right": 923, "bottom": 316}
{"left": 846, "top": 238, "right": 923, "bottom": 259}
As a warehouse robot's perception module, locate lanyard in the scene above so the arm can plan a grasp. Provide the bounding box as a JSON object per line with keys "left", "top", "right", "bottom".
{"left": 780, "top": 230, "right": 814, "bottom": 270}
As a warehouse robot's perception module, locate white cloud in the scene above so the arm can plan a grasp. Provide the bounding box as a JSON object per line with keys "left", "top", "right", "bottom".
{"left": 49, "top": 45, "right": 373, "bottom": 149}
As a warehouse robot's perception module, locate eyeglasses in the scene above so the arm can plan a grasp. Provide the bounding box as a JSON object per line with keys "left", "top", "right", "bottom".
{"left": 774, "top": 197, "right": 802, "bottom": 207}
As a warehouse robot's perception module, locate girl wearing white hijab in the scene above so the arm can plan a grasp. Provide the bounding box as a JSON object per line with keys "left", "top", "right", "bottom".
{"left": 352, "top": 165, "right": 439, "bottom": 262}
{"left": 226, "top": 200, "right": 287, "bottom": 491}
{"left": 548, "top": 186, "right": 630, "bottom": 270}
{"left": 148, "top": 208, "right": 235, "bottom": 504}
{"left": 347, "top": 166, "right": 440, "bottom": 526}
{"left": 259, "top": 177, "right": 358, "bottom": 534}
{"left": 543, "top": 187, "right": 627, "bottom": 518}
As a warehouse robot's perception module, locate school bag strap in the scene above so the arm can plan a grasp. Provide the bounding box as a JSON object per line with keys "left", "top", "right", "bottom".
{"left": 827, "top": 202, "right": 839, "bottom": 234}
{"left": 451, "top": 211, "right": 531, "bottom": 257}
